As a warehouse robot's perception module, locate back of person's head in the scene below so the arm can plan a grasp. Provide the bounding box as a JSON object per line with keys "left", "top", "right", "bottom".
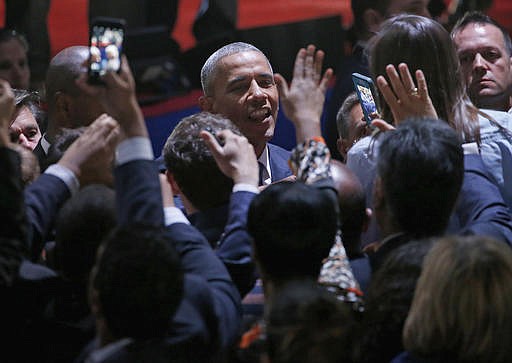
{"left": 369, "top": 14, "right": 478, "bottom": 141}
{"left": 54, "top": 184, "right": 117, "bottom": 283}
{"left": 90, "top": 224, "right": 184, "bottom": 340}
{"left": 451, "top": 11, "right": 512, "bottom": 56}
{"left": 354, "top": 238, "right": 434, "bottom": 363}
{"left": 162, "top": 112, "right": 241, "bottom": 210}
{"left": 46, "top": 46, "right": 89, "bottom": 105}
{"left": 403, "top": 235, "right": 512, "bottom": 363}
{"left": 45, "top": 46, "right": 105, "bottom": 132}
{"left": 200, "top": 42, "right": 269, "bottom": 96}
{"left": 330, "top": 159, "right": 367, "bottom": 258}
{"left": 351, "top": 0, "right": 391, "bottom": 38}
{"left": 265, "top": 279, "right": 356, "bottom": 363}
{"left": 247, "top": 181, "right": 338, "bottom": 283}
{"left": 0, "top": 28, "right": 29, "bottom": 50}
{"left": 376, "top": 118, "right": 463, "bottom": 238}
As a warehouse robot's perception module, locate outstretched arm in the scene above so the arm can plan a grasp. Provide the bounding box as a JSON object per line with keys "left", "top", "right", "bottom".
{"left": 201, "top": 129, "right": 259, "bottom": 296}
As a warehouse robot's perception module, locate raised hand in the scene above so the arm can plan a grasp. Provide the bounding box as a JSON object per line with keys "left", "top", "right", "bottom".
{"left": 58, "top": 114, "right": 120, "bottom": 186}
{"left": 376, "top": 63, "right": 437, "bottom": 125}
{"left": 76, "top": 55, "right": 146, "bottom": 139}
{"left": 200, "top": 129, "right": 259, "bottom": 187}
{"left": 275, "top": 44, "right": 333, "bottom": 142}
{"left": 0, "top": 80, "right": 15, "bottom": 146}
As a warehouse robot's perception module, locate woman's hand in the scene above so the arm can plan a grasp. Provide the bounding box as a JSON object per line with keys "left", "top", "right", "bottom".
{"left": 376, "top": 63, "right": 437, "bottom": 125}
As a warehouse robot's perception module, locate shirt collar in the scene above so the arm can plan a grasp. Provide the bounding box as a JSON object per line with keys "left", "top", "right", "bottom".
{"left": 40, "top": 133, "right": 51, "bottom": 154}
{"left": 257, "top": 144, "right": 272, "bottom": 185}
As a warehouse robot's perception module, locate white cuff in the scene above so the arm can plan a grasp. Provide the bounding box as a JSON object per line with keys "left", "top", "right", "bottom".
{"left": 164, "top": 206, "right": 190, "bottom": 226}
{"left": 45, "top": 164, "right": 80, "bottom": 196}
{"left": 115, "top": 137, "right": 154, "bottom": 165}
{"left": 462, "top": 142, "right": 479, "bottom": 155}
{"left": 233, "top": 183, "right": 259, "bottom": 194}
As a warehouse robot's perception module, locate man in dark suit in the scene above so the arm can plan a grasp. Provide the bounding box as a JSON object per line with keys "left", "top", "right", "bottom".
{"left": 198, "top": 42, "right": 293, "bottom": 185}
{"left": 162, "top": 111, "right": 258, "bottom": 297}
{"left": 72, "top": 51, "right": 241, "bottom": 362}
{"left": 368, "top": 118, "right": 512, "bottom": 271}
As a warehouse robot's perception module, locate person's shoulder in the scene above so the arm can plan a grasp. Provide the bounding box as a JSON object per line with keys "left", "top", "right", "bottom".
{"left": 478, "top": 108, "right": 512, "bottom": 129}
{"left": 346, "top": 134, "right": 381, "bottom": 167}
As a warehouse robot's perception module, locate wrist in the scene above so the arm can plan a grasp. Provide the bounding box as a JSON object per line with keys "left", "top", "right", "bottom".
{"left": 233, "top": 173, "right": 259, "bottom": 187}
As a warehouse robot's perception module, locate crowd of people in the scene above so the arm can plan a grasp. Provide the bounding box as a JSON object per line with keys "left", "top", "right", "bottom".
{"left": 1, "top": 0, "right": 512, "bottom": 362}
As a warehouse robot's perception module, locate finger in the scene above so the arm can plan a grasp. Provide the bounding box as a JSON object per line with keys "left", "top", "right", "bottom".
{"left": 304, "top": 44, "right": 315, "bottom": 80}
{"left": 0, "top": 79, "right": 12, "bottom": 93}
{"left": 292, "top": 48, "right": 306, "bottom": 81}
{"left": 105, "top": 124, "right": 121, "bottom": 147}
{"left": 274, "top": 73, "right": 289, "bottom": 98}
{"left": 371, "top": 119, "right": 395, "bottom": 132}
{"left": 319, "top": 68, "right": 333, "bottom": 93}
{"left": 376, "top": 75, "right": 399, "bottom": 110}
{"left": 313, "top": 48, "right": 325, "bottom": 83}
{"left": 415, "top": 69, "right": 429, "bottom": 99}
{"left": 385, "top": 64, "right": 409, "bottom": 102}
{"left": 119, "top": 55, "right": 136, "bottom": 88}
{"left": 102, "top": 69, "right": 130, "bottom": 91}
{"left": 200, "top": 130, "right": 224, "bottom": 158}
{"left": 398, "top": 63, "right": 416, "bottom": 95}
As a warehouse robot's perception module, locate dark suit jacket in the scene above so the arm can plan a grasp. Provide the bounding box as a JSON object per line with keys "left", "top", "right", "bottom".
{"left": 24, "top": 173, "right": 71, "bottom": 260}
{"left": 370, "top": 154, "right": 512, "bottom": 271}
{"left": 447, "top": 154, "right": 512, "bottom": 245}
{"left": 268, "top": 142, "right": 292, "bottom": 182}
{"left": 189, "top": 190, "right": 257, "bottom": 298}
{"left": 77, "top": 158, "right": 241, "bottom": 362}
{"left": 0, "top": 147, "right": 65, "bottom": 363}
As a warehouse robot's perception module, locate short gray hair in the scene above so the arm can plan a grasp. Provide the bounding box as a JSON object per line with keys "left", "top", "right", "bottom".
{"left": 336, "top": 92, "right": 360, "bottom": 139}
{"left": 200, "top": 42, "right": 271, "bottom": 96}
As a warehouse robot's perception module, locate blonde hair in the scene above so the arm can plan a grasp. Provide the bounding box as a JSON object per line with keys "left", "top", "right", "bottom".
{"left": 403, "top": 235, "right": 512, "bottom": 363}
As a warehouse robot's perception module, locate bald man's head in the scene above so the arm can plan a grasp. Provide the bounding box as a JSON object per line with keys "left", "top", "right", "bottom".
{"left": 45, "top": 46, "right": 105, "bottom": 137}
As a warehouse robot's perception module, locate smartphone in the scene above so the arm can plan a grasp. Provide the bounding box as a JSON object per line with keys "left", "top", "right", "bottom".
{"left": 88, "top": 17, "right": 126, "bottom": 84}
{"left": 352, "top": 73, "right": 380, "bottom": 126}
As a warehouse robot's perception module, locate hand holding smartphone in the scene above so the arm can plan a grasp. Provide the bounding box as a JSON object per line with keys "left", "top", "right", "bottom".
{"left": 88, "top": 17, "right": 126, "bottom": 84}
{"left": 351, "top": 73, "right": 380, "bottom": 127}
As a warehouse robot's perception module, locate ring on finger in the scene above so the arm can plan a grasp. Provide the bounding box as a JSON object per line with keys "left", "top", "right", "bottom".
{"left": 410, "top": 87, "right": 418, "bottom": 96}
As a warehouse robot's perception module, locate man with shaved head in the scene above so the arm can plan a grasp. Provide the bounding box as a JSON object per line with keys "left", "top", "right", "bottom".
{"left": 33, "top": 46, "right": 105, "bottom": 169}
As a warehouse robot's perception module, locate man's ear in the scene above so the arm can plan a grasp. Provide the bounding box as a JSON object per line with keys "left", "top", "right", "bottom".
{"left": 199, "top": 95, "right": 214, "bottom": 112}
{"left": 363, "top": 8, "right": 385, "bottom": 35}
{"left": 54, "top": 92, "right": 74, "bottom": 128}
{"left": 165, "top": 170, "right": 182, "bottom": 196}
